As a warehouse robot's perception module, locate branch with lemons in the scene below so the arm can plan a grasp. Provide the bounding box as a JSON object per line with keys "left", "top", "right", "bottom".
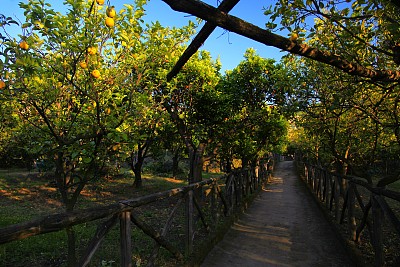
{"left": 105, "top": 6, "right": 116, "bottom": 28}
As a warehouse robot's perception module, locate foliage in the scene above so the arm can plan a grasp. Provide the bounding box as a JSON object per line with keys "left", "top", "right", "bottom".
{"left": 265, "top": 0, "right": 400, "bottom": 69}
{"left": 219, "top": 49, "right": 288, "bottom": 167}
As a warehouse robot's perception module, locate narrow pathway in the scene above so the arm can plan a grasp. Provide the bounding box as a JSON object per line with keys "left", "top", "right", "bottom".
{"left": 201, "top": 161, "right": 355, "bottom": 267}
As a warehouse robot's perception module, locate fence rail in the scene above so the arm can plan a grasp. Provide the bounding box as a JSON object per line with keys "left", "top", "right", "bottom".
{"left": 296, "top": 159, "right": 400, "bottom": 266}
{"left": 0, "top": 159, "right": 273, "bottom": 266}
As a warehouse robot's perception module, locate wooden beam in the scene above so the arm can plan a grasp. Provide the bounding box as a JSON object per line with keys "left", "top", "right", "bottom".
{"left": 166, "top": 0, "right": 240, "bottom": 81}
{"left": 79, "top": 215, "right": 118, "bottom": 267}
{"left": 162, "top": 0, "right": 400, "bottom": 82}
{"left": 120, "top": 211, "right": 132, "bottom": 267}
{"left": 130, "top": 213, "right": 184, "bottom": 260}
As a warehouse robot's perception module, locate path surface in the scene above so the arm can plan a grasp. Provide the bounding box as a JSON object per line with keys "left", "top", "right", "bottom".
{"left": 201, "top": 161, "right": 355, "bottom": 267}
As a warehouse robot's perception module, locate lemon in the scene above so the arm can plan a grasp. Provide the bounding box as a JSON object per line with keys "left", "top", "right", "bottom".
{"left": 105, "top": 17, "right": 115, "bottom": 28}
{"left": 91, "top": 70, "right": 100, "bottom": 78}
{"left": 80, "top": 62, "right": 88, "bottom": 69}
{"left": 0, "top": 80, "right": 6, "bottom": 89}
{"left": 106, "top": 6, "right": 116, "bottom": 18}
{"left": 19, "top": 41, "right": 29, "bottom": 50}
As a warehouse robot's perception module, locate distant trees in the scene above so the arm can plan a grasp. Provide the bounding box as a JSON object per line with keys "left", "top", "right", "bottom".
{"left": 218, "top": 49, "right": 288, "bottom": 169}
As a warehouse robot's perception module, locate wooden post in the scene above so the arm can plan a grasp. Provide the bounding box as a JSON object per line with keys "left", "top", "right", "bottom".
{"left": 347, "top": 183, "right": 356, "bottom": 241}
{"left": 372, "top": 195, "right": 384, "bottom": 267}
{"left": 325, "top": 172, "right": 330, "bottom": 209}
{"left": 334, "top": 176, "right": 340, "bottom": 223}
{"left": 120, "top": 211, "right": 132, "bottom": 267}
{"left": 211, "top": 183, "right": 217, "bottom": 232}
{"left": 185, "top": 190, "right": 194, "bottom": 257}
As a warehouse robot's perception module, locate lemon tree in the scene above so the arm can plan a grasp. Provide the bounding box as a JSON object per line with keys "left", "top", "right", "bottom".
{"left": 0, "top": 0, "right": 196, "bottom": 265}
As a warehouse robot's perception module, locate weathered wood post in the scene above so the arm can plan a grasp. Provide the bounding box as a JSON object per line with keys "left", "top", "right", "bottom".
{"left": 185, "top": 190, "right": 194, "bottom": 257}
{"left": 347, "top": 182, "right": 356, "bottom": 241}
{"left": 372, "top": 194, "right": 384, "bottom": 267}
{"left": 211, "top": 182, "right": 218, "bottom": 232}
{"left": 334, "top": 175, "right": 340, "bottom": 223}
{"left": 120, "top": 211, "right": 132, "bottom": 267}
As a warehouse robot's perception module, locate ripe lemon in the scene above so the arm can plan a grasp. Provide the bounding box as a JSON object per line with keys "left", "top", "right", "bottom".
{"left": 87, "top": 47, "right": 96, "bottom": 55}
{"left": 105, "top": 17, "right": 115, "bottom": 28}
{"left": 91, "top": 69, "right": 100, "bottom": 78}
{"left": 0, "top": 80, "right": 6, "bottom": 89}
{"left": 289, "top": 33, "right": 298, "bottom": 41}
{"left": 96, "top": 0, "right": 104, "bottom": 5}
{"left": 106, "top": 6, "right": 116, "bottom": 18}
{"left": 19, "top": 41, "right": 29, "bottom": 50}
{"left": 80, "top": 61, "right": 88, "bottom": 69}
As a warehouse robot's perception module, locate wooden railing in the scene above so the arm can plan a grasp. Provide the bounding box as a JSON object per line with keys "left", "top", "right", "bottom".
{"left": 296, "top": 160, "right": 400, "bottom": 266}
{"left": 0, "top": 159, "right": 273, "bottom": 266}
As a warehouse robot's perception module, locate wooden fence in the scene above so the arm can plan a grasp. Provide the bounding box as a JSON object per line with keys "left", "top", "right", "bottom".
{"left": 0, "top": 159, "right": 273, "bottom": 266}
{"left": 296, "top": 159, "right": 400, "bottom": 266}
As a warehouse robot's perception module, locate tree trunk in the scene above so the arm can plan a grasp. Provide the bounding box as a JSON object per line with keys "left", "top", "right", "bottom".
{"left": 54, "top": 152, "right": 78, "bottom": 266}
{"left": 131, "top": 153, "right": 144, "bottom": 188}
{"left": 172, "top": 147, "right": 181, "bottom": 179}
{"left": 131, "top": 139, "right": 151, "bottom": 188}
{"left": 225, "top": 158, "right": 232, "bottom": 173}
{"left": 188, "top": 143, "right": 205, "bottom": 184}
{"left": 133, "top": 162, "right": 143, "bottom": 188}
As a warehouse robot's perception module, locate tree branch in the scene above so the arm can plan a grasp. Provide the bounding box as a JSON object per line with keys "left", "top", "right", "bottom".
{"left": 162, "top": 0, "right": 400, "bottom": 82}
{"left": 167, "top": 0, "right": 240, "bottom": 81}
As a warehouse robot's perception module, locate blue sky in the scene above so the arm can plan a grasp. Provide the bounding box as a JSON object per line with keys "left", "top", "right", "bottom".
{"left": 2, "top": 0, "right": 288, "bottom": 72}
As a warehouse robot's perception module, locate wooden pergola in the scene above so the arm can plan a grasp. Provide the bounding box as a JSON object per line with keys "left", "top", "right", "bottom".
{"left": 163, "top": 0, "right": 400, "bottom": 82}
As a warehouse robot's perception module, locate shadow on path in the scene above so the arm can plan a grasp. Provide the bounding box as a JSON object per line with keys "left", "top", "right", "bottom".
{"left": 201, "top": 161, "right": 355, "bottom": 267}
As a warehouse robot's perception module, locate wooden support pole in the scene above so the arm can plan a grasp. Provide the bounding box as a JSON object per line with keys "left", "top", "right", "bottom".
{"left": 120, "top": 211, "right": 132, "bottom": 267}
{"left": 347, "top": 183, "right": 357, "bottom": 241}
{"left": 185, "top": 190, "right": 194, "bottom": 257}
{"left": 79, "top": 215, "right": 118, "bottom": 267}
{"left": 334, "top": 176, "right": 340, "bottom": 223}
{"left": 211, "top": 183, "right": 217, "bottom": 232}
{"left": 324, "top": 171, "right": 330, "bottom": 209}
{"left": 372, "top": 195, "right": 384, "bottom": 267}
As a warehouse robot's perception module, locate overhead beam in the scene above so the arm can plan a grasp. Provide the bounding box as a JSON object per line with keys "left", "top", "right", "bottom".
{"left": 162, "top": 0, "right": 400, "bottom": 82}
{"left": 166, "top": 0, "right": 240, "bottom": 81}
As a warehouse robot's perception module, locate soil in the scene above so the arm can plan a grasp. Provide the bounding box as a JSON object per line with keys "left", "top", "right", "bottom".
{"left": 201, "top": 160, "right": 356, "bottom": 267}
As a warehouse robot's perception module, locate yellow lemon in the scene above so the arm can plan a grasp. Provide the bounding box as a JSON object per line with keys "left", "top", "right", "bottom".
{"left": 79, "top": 61, "right": 88, "bottom": 69}
{"left": 106, "top": 6, "right": 116, "bottom": 18}
{"left": 105, "top": 17, "right": 115, "bottom": 28}
{"left": 19, "top": 41, "right": 29, "bottom": 50}
{"left": 87, "top": 47, "right": 97, "bottom": 55}
{"left": 91, "top": 69, "right": 100, "bottom": 78}
{"left": 96, "top": 0, "right": 104, "bottom": 5}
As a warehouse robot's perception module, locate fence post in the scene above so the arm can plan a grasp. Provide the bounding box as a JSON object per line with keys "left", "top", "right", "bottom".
{"left": 347, "top": 183, "right": 356, "bottom": 241}
{"left": 120, "top": 211, "right": 132, "bottom": 267}
{"left": 334, "top": 176, "right": 340, "bottom": 223}
{"left": 372, "top": 195, "right": 384, "bottom": 267}
{"left": 211, "top": 182, "right": 218, "bottom": 232}
{"left": 185, "top": 190, "right": 194, "bottom": 257}
{"left": 325, "top": 171, "right": 330, "bottom": 209}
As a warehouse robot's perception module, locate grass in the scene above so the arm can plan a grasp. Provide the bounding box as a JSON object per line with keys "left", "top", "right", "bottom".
{"left": 0, "top": 168, "right": 224, "bottom": 266}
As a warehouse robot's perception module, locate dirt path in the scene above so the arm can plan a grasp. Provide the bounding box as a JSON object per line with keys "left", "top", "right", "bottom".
{"left": 201, "top": 161, "right": 355, "bottom": 267}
